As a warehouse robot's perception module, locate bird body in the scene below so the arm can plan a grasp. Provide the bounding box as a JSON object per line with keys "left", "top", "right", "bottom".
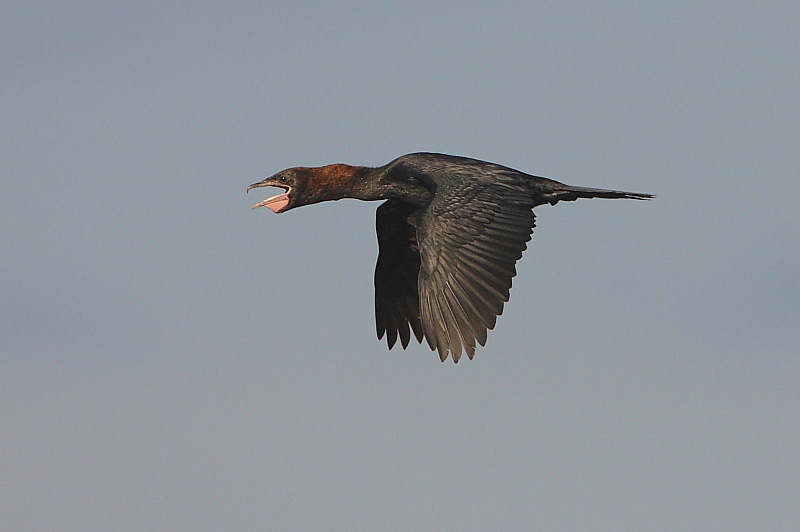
{"left": 249, "top": 153, "right": 653, "bottom": 362}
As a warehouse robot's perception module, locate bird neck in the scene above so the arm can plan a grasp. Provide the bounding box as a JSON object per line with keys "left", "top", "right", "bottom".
{"left": 298, "top": 164, "right": 373, "bottom": 204}
{"left": 299, "top": 163, "right": 432, "bottom": 206}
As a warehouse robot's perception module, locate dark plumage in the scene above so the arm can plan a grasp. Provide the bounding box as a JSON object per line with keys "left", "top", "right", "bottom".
{"left": 249, "top": 152, "right": 653, "bottom": 362}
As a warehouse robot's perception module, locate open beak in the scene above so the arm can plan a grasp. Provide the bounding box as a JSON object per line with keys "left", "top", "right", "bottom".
{"left": 248, "top": 180, "right": 291, "bottom": 213}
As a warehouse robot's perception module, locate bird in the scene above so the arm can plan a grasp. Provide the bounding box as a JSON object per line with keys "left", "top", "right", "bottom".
{"left": 249, "top": 152, "right": 653, "bottom": 362}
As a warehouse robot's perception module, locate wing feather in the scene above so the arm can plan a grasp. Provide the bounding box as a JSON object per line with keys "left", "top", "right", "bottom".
{"left": 416, "top": 181, "right": 536, "bottom": 361}
{"left": 374, "top": 200, "right": 424, "bottom": 350}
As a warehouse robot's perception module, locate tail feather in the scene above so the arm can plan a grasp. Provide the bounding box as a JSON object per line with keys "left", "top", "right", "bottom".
{"left": 542, "top": 185, "right": 655, "bottom": 205}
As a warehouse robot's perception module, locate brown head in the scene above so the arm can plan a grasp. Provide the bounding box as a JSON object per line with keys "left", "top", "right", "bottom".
{"left": 248, "top": 163, "right": 371, "bottom": 213}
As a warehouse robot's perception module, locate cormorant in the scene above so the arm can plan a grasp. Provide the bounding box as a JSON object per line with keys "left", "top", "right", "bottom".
{"left": 249, "top": 153, "right": 653, "bottom": 362}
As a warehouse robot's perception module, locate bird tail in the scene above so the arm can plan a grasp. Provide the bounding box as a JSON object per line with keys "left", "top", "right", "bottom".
{"left": 541, "top": 185, "right": 655, "bottom": 205}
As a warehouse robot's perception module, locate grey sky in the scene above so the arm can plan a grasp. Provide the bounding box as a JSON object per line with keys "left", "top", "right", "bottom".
{"left": 2, "top": 3, "right": 799, "bottom": 531}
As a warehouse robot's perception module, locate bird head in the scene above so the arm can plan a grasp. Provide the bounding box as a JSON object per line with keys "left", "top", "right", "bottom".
{"left": 248, "top": 168, "right": 304, "bottom": 213}
{"left": 249, "top": 164, "right": 370, "bottom": 213}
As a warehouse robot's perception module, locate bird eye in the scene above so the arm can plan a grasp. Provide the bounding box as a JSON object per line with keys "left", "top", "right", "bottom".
{"left": 278, "top": 174, "right": 287, "bottom": 182}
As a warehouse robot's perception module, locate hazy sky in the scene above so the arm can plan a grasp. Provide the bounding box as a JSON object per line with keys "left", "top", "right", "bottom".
{"left": 3, "top": 3, "right": 799, "bottom": 531}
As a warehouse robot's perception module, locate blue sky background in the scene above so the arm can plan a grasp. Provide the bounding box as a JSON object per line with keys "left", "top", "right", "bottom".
{"left": 2, "top": 3, "right": 799, "bottom": 530}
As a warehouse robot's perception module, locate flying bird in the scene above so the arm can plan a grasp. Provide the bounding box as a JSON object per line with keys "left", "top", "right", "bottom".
{"left": 249, "top": 152, "right": 653, "bottom": 362}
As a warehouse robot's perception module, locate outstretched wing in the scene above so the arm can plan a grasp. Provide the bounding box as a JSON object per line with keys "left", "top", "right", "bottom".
{"left": 373, "top": 153, "right": 651, "bottom": 361}
{"left": 374, "top": 199, "right": 424, "bottom": 350}
{"left": 416, "top": 182, "right": 537, "bottom": 362}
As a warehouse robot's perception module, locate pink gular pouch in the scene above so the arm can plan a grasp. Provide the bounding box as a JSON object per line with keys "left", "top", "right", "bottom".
{"left": 252, "top": 186, "right": 291, "bottom": 213}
